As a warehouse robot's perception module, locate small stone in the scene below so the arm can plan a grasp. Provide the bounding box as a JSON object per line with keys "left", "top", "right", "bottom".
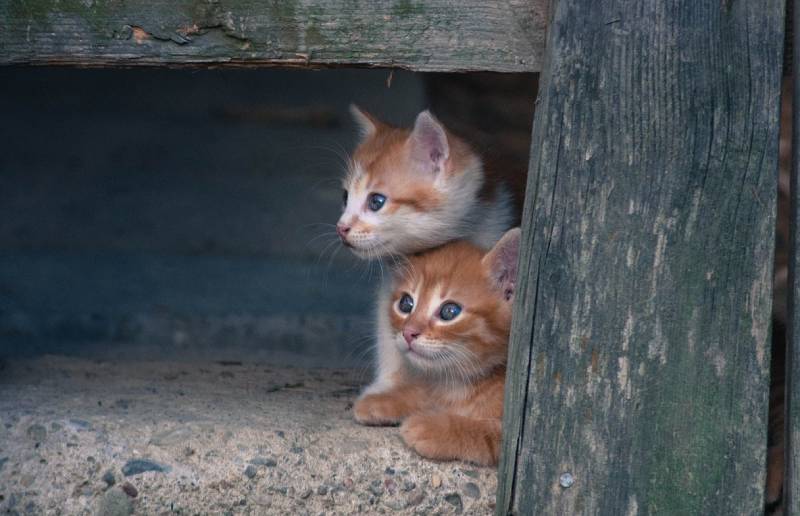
{"left": 406, "top": 490, "right": 426, "bottom": 507}
{"left": 121, "top": 459, "right": 168, "bottom": 477}
{"left": 275, "top": 430, "right": 285, "bottom": 438}
{"left": 299, "top": 488, "right": 312, "bottom": 499}
{"left": 368, "top": 481, "right": 384, "bottom": 497}
{"left": 402, "top": 481, "right": 416, "bottom": 492}
{"left": 463, "top": 482, "right": 480, "bottom": 499}
{"left": 244, "top": 465, "right": 258, "bottom": 479}
{"left": 431, "top": 475, "right": 441, "bottom": 488}
{"left": 269, "top": 486, "right": 289, "bottom": 496}
{"left": 27, "top": 424, "right": 47, "bottom": 442}
{"left": 444, "top": 493, "right": 463, "bottom": 513}
{"left": 383, "top": 499, "right": 405, "bottom": 510}
{"left": 0, "top": 457, "right": 8, "bottom": 472}
{"left": 51, "top": 422, "right": 63, "bottom": 432}
{"left": 384, "top": 467, "right": 395, "bottom": 475}
{"left": 316, "top": 485, "right": 328, "bottom": 495}
{"left": 290, "top": 446, "right": 304, "bottom": 454}
{"left": 97, "top": 488, "right": 133, "bottom": 516}
{"left": 249, "top": 457, "right": 277, "bottom": 467}
{"left": 384, "top": 478, "right": 396, "bottom": 494}
{"left": 121, "top": 482, "right": 138, "bottom": 498}
{"left": 102, "top": 470, "right": 116, "bottom": 487}
{"left": 461, "top": 469, "right": 479, "bottom": 479}
{"left": 343, "top": 478, "right": 354, "bottom": 490}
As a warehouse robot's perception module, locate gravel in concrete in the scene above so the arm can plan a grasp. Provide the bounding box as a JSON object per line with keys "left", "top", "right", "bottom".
{"left": 0, "top": 356, "right": 498, "bottom": 514}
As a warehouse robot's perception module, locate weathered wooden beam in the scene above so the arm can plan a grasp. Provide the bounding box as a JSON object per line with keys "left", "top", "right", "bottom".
{"left": 0, "top": 0, "right": 547, "bottom": 72}
{"left": 499, "top": 0, "right": 784, "bottom": 514}
{"left": 788, "top": 0, "right": 800, "bottom": 510}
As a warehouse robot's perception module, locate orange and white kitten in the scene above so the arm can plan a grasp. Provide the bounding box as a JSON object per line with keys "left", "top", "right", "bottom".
{"left": 353, "top": 228, "right": 520, "bottom": 466}
{"left": 337, "top": 107, "right": 516, "bottom": 397}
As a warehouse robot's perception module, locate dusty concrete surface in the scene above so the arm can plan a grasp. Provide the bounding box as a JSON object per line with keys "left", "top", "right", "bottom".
{"left": 0, "top": 356, "right": 497, "bottom": 515}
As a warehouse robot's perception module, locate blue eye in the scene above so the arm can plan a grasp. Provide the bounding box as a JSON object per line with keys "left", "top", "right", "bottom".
{"left": 439, "top": 302, "right": 462, "bottom": 321}
{"left": 398, "top": 294, "right": 414, "bottom": 314}
{"left": 342, "top": 189, "right": 348, "bottom": 207}
{"left": 368, "top": 193, "right": 386, "bottom": 211}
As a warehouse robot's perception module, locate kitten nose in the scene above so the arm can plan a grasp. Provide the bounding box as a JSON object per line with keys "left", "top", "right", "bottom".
{"left": 336, "top": 224, "right": 351, "bottom": 240}
{"left": 403, "top": 328, "right": 421, "bottom": 346}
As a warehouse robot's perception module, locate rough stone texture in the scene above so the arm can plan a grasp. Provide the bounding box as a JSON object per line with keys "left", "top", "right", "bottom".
{"left": 0, "top": 356, "right": 497, "bottom": 514}
{"left": 0, "top": 0, "right": 547, "bottom": 72}
{"left": 499, "top": 0, "right": 784, "bottom": 514}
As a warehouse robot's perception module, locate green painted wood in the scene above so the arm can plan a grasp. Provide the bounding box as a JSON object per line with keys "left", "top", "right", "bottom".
{"left": 498, "top": 0, "right": 784, "bottom": 514}
{"left": 0, "top": 0, "right": 547, "bottom": 72}
{"left": 788, "top": 1, "right": 800, "bottom": 511}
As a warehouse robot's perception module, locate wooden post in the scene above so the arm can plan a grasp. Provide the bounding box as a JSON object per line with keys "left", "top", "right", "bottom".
{"left": 498, "top": 1, "right": 785, "bottom": 514}
{"left": 789, "top": 0, "right": 800, "bottom": 511}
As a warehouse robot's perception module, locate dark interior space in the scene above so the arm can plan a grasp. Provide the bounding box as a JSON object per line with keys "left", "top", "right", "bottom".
{"left": 0, "top": 67, "right": 537, "bottom": 515}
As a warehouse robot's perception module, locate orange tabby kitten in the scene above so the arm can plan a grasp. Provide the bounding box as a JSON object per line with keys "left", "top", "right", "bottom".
{"left": 353, "top": 228, "right": 520, "bottom": 466}
{"left": 338, "top": 107, "right": 518, "bottom": 399}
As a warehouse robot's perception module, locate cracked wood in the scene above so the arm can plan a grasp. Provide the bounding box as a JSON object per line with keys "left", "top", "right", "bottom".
{"left": 498, "top": 0, "right": 784, "bottom": 514}
{"left": 0, "top": 0, "right": 547, "bottom": 72}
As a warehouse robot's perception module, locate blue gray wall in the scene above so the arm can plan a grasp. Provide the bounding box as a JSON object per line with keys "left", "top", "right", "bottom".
{"left": 0, "top": 68, "right": 426, "bottom": 366}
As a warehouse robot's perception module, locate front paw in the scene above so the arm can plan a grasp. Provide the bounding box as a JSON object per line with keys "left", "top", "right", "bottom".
{"left": 400, "top": 414, "right": 450, "bottom": 460}
{"left": 353, "top": 394, "right": 404, "bottom": 426}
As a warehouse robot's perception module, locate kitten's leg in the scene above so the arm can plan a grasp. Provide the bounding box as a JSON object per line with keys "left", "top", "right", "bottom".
{"left": 360, "top": 278, "right": 405, "bottom": 397}
{"left": 400, "top": 413, "right": 502, "bottom": 466}
{"left": 353, "top": 384, "right": 426, "bottom": 426}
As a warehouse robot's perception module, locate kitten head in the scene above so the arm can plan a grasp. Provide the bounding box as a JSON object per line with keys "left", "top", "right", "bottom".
{"left": 336, "top": 106, "right": 484, "bottom": 258}
{"left": 388, "top": 228, "right": 521, "bottom": 380}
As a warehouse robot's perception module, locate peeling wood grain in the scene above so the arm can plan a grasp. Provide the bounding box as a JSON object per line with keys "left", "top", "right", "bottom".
{"left": 0, "top": 0, "right": 547, "bottom": 72}
{"left": 498, "top": 0, "right": 784, "bottom": 514}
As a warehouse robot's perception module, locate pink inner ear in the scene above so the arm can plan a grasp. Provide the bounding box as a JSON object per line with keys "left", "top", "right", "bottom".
{"left": 485, "top": 228, "right": 521, "bottom": 298}
{"left": 410, "top": 111, "right": 448, "bottom": 172}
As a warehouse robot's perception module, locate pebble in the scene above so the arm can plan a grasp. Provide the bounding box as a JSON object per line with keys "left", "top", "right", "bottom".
{"left": 249, "top": 457, "right": 277, "bottom": 467}
{"left": 461, "top": 469, "right": 479, "bottom": 479}
{"left": 27, "top": 424, "right": 47, "bottom": 443}
{"left": 102, "top": 470, "right": 116, "bottom": 487}
{"left": 383, "top": 499, "right": 406, "bottom": 510}
{"left": 384, "top": 467, "right": 395, "bottom": 475}
{"left": 316, "top": 485, "right": 328, "bottom": 495}
{"left": 121, "top": 459, "right": 168, "bottom": 477}
{"left": 299, "top": 488, "right": 313, "bottom": 499}
{"left": 121, "top": 482, "right": 138, "bottom": 498}
{"left": 368, "top": 480, "right": 384, "bottom": 497}
{"left": 444, "top": 493, "right": 463, "bottom": 514}
{"left": 384, "top": 478, "right": 397, "bottom": 494}
{"left": 0, "top": 457, "right": 8, "bottom": 472}
{"left": 431, "top": 474, "right": 442, "bottom": 488}
{"left": 244, "top": 465, "right": 258, "bottom": 479}
{"left": 463, "top": 482, "right": 480, "bottom": 499}
{"left": 402, "top": 481, "right": 416, "bottom": 492}
{"left": 96, "top": 488, "right": 133, "bottom": 516}
{"left": 406, "top": 489, "right": 426, "bottom": 507}
{"left": 290, "top": 446, "right": 304, "bottom": 454}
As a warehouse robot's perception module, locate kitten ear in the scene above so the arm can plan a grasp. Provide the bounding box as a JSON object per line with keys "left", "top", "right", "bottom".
{"left": 350, "top": 104, "right": 382, "bottom": 139}
{"left": 482, "top": 228, "right": 521, "bottom": 302}
{"left": 409, "top": 110, "right": 449, "bottom": 174}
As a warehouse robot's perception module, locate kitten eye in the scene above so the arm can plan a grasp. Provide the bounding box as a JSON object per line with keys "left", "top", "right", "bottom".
{"left": 439, "top": 302, "right": 462, "bottom": 321}
{"left": 368, "top": 193, "right": 386, "bottom": 211}
{"left": 342, "top": 189, "right": 348, "bottom": 207}
{"left": 398, "top": 293, "right": 414, "bottom": 314}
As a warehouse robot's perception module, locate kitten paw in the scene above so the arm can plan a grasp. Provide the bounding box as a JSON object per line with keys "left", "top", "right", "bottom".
{"left": 401, "top": 414, "right": 498, "bottom": 466}
{"left": 400, "top": 414, "right": 452, "bottom": 461}
{"left": 353, "top": 394, "right": 405, "bottom": 426}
